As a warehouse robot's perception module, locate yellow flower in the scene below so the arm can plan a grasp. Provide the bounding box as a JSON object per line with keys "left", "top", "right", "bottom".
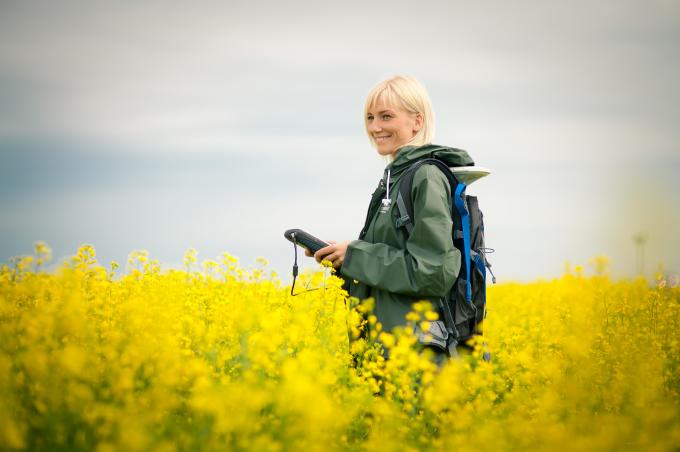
{"left": 424, "top": 310, "right": 439, "bottom": 321}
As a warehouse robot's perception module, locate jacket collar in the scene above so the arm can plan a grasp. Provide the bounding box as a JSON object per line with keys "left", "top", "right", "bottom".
{"left": 386, "top": 143, "right": 475, "bottom": 177}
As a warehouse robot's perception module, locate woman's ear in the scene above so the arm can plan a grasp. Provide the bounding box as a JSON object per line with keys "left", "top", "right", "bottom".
{"left": 414, "top": 112, "right": 424, "bottom": 133}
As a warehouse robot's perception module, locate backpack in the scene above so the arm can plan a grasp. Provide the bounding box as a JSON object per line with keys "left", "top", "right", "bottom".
{"left": 394, "top": 158, "right": 495, "bottom": 359}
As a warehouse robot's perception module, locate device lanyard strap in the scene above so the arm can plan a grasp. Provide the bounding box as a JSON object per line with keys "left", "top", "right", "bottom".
{"left": 289, "top": 234, "right": 320, "bottom": 297}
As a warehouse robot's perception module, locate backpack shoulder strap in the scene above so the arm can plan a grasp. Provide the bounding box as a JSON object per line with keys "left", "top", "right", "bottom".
{"left": 394, "top": 158, "right": 459, "bottom": 234}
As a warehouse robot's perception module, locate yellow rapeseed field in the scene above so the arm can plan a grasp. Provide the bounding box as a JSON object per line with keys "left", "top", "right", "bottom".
{"left": 1, "top": 243, "right": 678, "bottom": 451}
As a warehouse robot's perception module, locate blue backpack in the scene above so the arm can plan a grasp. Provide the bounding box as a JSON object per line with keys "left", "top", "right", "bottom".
{"left": 394, "top": 158, "right": 495, "bottom": 358}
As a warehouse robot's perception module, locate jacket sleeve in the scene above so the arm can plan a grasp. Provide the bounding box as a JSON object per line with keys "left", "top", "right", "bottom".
{"left": 340, "top": 165, "right": 460, "bottom": 297}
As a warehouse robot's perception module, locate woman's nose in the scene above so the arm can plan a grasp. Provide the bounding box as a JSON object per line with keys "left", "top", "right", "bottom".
{"left": 368, "top": 121, "right": 381, "bottom": 132}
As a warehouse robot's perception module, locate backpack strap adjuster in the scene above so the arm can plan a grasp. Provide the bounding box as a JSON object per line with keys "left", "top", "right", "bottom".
{"left": 395, "top": 215, "right": 411, "bottom": 228}
{"left": 395, "top": 191, "right": 414, "bottom": 234}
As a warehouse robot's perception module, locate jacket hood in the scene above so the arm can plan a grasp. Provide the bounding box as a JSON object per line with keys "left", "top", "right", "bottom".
{"left": 387, "top": 143, "right": 474, "bottom": 176}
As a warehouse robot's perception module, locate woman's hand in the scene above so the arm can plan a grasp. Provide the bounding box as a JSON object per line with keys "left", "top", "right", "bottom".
{"left": 305, "top": 240, "right": 350, "bottom": 269}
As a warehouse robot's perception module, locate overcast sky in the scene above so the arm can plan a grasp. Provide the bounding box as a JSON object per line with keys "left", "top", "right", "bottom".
{"left": 1, "top": 0, "right": 678, "bottom": 282}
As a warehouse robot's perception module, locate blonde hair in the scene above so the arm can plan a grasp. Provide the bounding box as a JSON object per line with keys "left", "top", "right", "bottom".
{"left": 363, "top": 75, "right": 435, "bottom": 160}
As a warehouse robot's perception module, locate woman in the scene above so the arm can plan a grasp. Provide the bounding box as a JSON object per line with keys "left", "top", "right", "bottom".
{"left": 309, "top": 75, "right": 474, "bottom": 362}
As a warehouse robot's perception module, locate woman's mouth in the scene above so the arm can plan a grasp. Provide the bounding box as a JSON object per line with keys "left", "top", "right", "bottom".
{"left": 375, "top": 135, "right": 392, "bottom": 143}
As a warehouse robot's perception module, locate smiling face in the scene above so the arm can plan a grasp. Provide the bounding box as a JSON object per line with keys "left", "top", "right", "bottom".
{"left": 366, "top": 95, "right": 423, "bottom": 157}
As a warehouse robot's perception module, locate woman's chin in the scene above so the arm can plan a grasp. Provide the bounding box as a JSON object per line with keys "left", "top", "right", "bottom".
{"left": 376, "top": 145, "right": 396, "bottom": 156}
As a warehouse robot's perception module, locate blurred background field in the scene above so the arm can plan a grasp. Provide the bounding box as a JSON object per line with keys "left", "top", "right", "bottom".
{"left": 0, "top": 245, "right": 678, "bottom": 451}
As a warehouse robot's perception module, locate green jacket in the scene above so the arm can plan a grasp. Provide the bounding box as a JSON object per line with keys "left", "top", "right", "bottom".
{"left": 340, "top": 143, "right": 474, "bottom": 333}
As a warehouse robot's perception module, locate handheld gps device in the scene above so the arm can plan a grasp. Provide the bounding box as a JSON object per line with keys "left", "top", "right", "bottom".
{"left": 284, "top": 229, "right": 330, "bottom": 255}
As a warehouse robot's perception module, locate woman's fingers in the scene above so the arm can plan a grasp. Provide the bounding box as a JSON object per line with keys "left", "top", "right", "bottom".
{"left": 321, "top": 251, "right": 343, "bottom": 268}
{"left": 322, "top": 250, "right": 337, "bottom": 263}
{"left": 315, "top": 241, "right": 336, "bottom": 261}
{"left": 327, "top": 241, "right": 349, "bottom": 268}
{"left": 327, "top": 254, "right": 342, "bottom": 268}
{"left": 314, "top": 244, "right": 334, "bottom": 263}
{"left": 312, "top": 241, "right": 346, "bottom": 268}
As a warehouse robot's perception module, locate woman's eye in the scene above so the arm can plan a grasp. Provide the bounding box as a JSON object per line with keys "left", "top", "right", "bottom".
{"left": 382, "top": 115, "right": 391, "bottom": 120}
